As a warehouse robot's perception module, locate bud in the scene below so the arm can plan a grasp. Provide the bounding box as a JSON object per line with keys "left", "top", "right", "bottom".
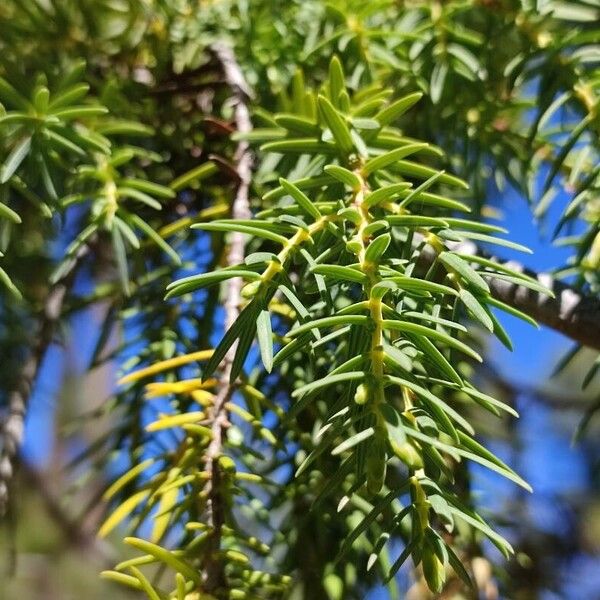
{"left": 241, "top": 280, "right": 261, "bottom": 299}
{"left": 354, "top": 383, "right": 368, "bottom": 405}
{"left": 218, "top": 455, "right": 237, "bottom": 475}
{"left": 466, "top": 108, "right": 480, "bottom": 124}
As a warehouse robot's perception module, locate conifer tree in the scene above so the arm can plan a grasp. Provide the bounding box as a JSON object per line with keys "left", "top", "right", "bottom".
{"left": 0, "top": 1, "right": 598, "bottom": 598}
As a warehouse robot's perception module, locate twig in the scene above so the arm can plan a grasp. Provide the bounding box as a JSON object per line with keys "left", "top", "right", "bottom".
{"left": 0, "top": 242, "right": 91, "bottom": 516}
{"left": 202, "top": 42, "right": 253, "bottom": 593}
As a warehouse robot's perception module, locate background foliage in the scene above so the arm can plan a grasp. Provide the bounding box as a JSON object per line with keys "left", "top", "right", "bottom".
{"left": 0, "top": 1, "right": 599, "bottom": 599}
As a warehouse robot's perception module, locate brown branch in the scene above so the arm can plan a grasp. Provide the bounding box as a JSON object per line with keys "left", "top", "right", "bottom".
{"left": 0, "top": 242, "right": 91, "bottom": 517}
{"left": 202, "top": 42, "right": 253, "bottom": 593}
{"left": 486, "top": 265, "right": 600, "bottom": 352}
{"left": 419, "top": 238, "right": 600, "bottom": 351}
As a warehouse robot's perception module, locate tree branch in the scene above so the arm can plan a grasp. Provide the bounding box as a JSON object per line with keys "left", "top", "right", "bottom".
{"left": 202, "top": 42, "right": 253, "bottom": 593}
{"left": 419, "top": 238, "right": 600, "bottom": 351}
{"left": 486, "top": 264, "right": 600, "bottom": 352}
{"left": 0, "top": 242, "right": 91, "bottom": 516}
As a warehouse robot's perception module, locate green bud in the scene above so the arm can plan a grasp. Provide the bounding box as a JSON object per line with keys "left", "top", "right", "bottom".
{"left": 354, "top": 383, "right": 368, "bottom": 405}
{"left": 218, "top": 455, "right": 237, "bottom": 475}
{"left": 323, "top": 572, "right": 343, "bottom": 600}
{"left": 241, "top": 280, "right": 261, "bottom": 299}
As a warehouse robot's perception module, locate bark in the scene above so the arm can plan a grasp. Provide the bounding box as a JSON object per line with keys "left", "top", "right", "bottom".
{"left": 420, "top": 238, "right": 600, "bottom": 351}
{"left": 0, "top": 242, "right": 91, "bottom": 516}
{"left": 202, "top": 41, "right": 253, "bottom": 593}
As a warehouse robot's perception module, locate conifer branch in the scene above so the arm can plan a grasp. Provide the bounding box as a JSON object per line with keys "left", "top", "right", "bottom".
{"left": 0, "top": 242, "right": 92, "bottom": 516}
{"left": 202, "top": 42, "right": 253, "bottom": 593}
